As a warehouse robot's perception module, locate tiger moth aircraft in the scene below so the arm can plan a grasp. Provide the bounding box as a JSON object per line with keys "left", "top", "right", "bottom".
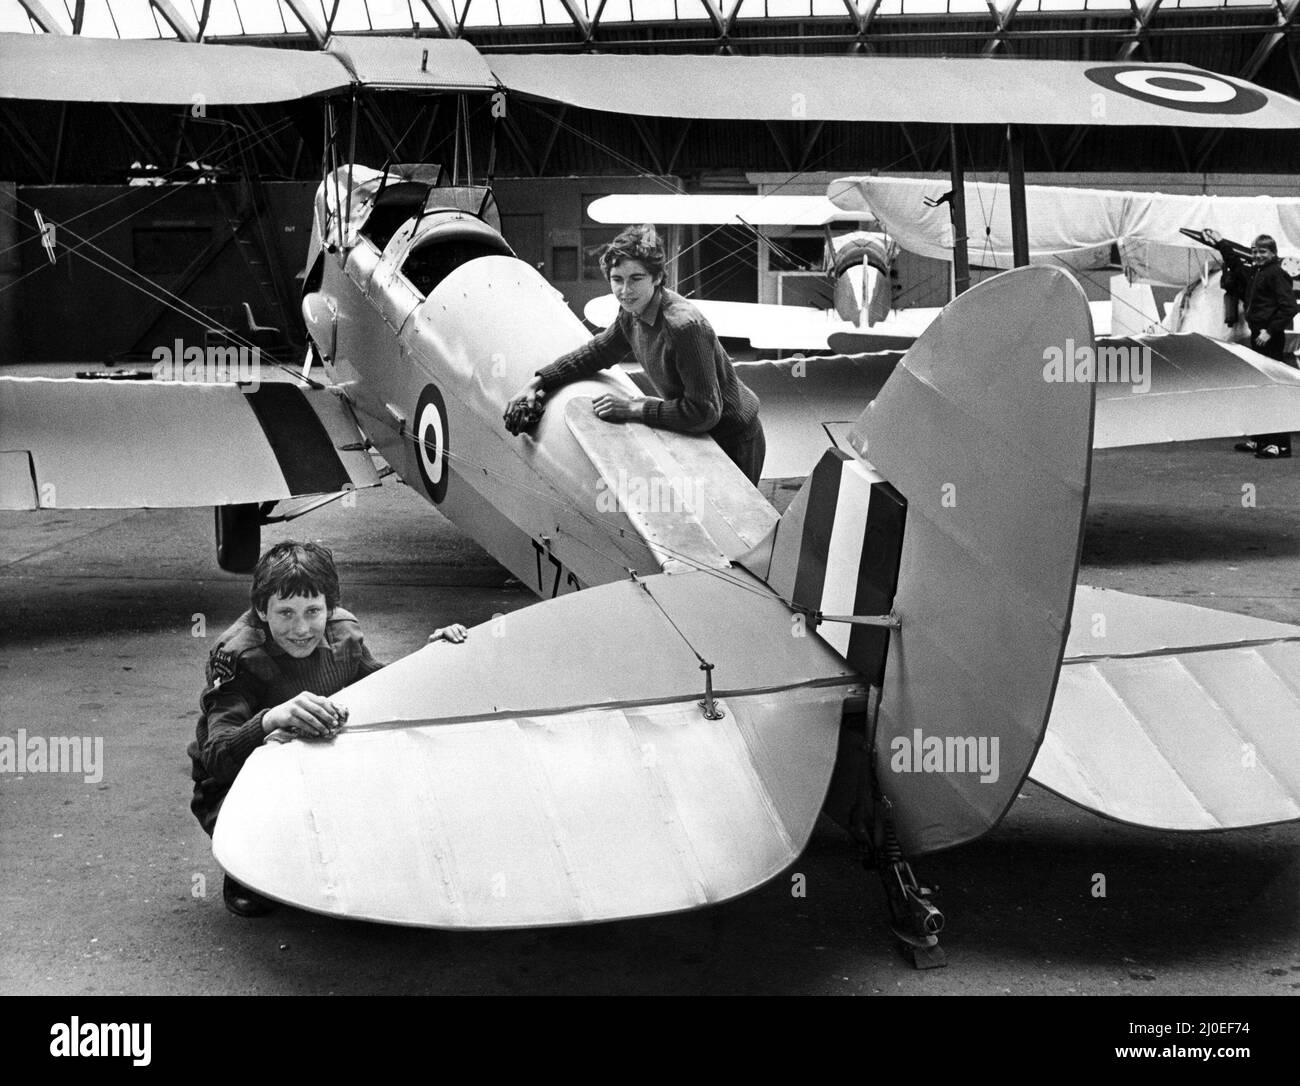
{"left": 3, "top": 35, "right": 1300, "bottom": 962}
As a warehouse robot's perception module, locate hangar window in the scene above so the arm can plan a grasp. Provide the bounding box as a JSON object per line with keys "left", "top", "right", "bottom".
{"left": 359, "top": 182, "right": 431, "bottom": 251}
{"left": 401, "top": 233, "right": 513, "bottom": 297}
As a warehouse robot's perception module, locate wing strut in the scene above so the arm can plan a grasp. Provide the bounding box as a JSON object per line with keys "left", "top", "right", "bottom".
{"left": 949, "top": 125, "right": 971, "bottom": 296}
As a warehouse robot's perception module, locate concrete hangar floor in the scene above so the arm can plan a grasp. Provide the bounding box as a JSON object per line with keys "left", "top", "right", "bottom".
{"left": 1, "top": 440, "right": 1297, "bottom": 998}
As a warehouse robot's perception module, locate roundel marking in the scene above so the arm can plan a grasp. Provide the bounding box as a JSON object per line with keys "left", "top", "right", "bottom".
{"left": 1084, "top": 66, "right": 1266, "bottom": 116}
{"left": 414, "top": 383, "right": 450, "bottom": 504}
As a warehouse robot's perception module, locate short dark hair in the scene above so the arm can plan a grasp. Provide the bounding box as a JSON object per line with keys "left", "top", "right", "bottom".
{"left": 600, "top": 224, "right": 666, "bottom": 281}
{"left": 1253, "top": 234, "right": 1278, "bottom": 254}
{"left": 251, "top": 540, "right": 340, "bottom": 614}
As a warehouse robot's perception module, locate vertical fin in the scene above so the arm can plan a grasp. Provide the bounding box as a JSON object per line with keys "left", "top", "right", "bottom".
{"left": 739, "top": 449, "right": 906, "bottom": 687}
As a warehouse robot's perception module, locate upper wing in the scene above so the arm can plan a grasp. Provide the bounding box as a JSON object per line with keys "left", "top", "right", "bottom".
{"left": 587, "top": 193, "right": 867, "bottom": 227}
{"left": 830, "top": 177, "right": 1300, "bottom": 286}
{"left": 1033, "top": 587, "right": 1300, "bottom": 830}
{"left": 490, "top": 55, "right": 1300, "bottom": 128}
{"left": 214, "top": 569, "right": 858, "bottom": 928}
{"left": 0, "top": 34, "right": 492, "bottom": 103}
{"left": 0, "top": 374, "right": 379, "bottom": 509}
{"left": 0, "top": 32, "right": 350, "bottom": 103}
{"left": 8, "top": 35, "right": 1298, "bottom": 129}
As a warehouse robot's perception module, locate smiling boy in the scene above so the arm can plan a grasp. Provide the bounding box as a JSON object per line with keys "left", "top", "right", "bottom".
{"left": 188, "top": 540, "right": 466, "bottom": 916}
{"left": 504, "top": 224, "right": 766, "bottom": 484}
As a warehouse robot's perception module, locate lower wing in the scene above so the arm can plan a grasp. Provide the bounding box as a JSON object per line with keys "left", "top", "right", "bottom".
{"left": 1033, "top": 586, "right": 1300, "bottom": 830}
{"left": 0, "top": 373, "right": 379, "bottom": 509}
{"left": 583, "top": 294, "right": 933, "bottom": 351}
{"left": 744, "top": 332, "right": 1300, "bottom": 478}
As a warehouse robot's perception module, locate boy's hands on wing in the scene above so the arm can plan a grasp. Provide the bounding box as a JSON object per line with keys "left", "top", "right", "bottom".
{"left": 429, "top": 624, "right": 469, "bottom": 644}
{"left": 263, "top": 692, "right": 348, "bottom": 740}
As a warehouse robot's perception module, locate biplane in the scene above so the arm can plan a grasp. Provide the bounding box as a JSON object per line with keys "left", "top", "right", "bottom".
{"left": 584, "top": 180, "right": 1300, "bottom": 355}
{"left": 3, "top": 34, "right": 1300, "bottom": 964}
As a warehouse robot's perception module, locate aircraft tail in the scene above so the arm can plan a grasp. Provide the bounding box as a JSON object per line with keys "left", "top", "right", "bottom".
{"left": 749, "top": 266, "right": 1097, "bottom": 855}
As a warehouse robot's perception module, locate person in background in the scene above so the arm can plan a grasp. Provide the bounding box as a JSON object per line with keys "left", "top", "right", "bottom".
{"left": 1206, "top": 228, "right": 1298, "bottom": 459}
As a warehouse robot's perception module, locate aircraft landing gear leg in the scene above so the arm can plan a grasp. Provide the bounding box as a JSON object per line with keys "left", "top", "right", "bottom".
{"left": 871, "top": 803, "right": 946, "bottom": 970}
{"left": 215, "top": 503, "right": 261, "bottom": 573}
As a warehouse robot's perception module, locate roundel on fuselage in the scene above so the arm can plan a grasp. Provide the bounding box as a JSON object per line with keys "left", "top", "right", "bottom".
{"left": 414, "top": 383, "right": 450, "bottom": 504}
{"left": 1084, "top": 66, "right": 1266, "bottom": 116}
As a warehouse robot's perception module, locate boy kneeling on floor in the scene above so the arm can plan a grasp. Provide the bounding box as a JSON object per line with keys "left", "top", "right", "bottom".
{"left": 187, "top": 540, "right": 467, "bottom": 917}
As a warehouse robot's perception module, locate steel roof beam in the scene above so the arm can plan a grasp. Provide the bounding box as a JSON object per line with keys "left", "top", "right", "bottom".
{"left": 416, "top": 0, "right": 461, "bottom": 37}
{"left": 150, "top": 0, "right": 198, "bottom": 41}
{"left": 282, "top": 0, "right": 328, "bottom": 46}
{"left": 16, "top": 0, "right": 66, "bottom": 33}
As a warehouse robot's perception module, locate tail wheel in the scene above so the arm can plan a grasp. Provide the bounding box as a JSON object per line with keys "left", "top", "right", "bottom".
{"left": 215, "top": 504, "right": 261, "bottom": 573}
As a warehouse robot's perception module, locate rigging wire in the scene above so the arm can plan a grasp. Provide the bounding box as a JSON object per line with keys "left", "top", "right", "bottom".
{"left": 0, "top": 113, "right": 301, "bottom": 284}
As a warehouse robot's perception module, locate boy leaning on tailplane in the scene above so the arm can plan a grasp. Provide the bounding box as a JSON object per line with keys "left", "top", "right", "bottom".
{"left": 187, "top": 540, "right": 467, "bottom": 917}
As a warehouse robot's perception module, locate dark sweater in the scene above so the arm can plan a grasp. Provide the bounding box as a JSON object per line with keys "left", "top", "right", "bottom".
{"left": 1217, "top": 241, "right": 1298, "bottom": 340}
{"left": 536, "top": 287, "right": 761, "bottom": 440}
{"left": 187, "top": 608, "right": 382, "bottom": 835}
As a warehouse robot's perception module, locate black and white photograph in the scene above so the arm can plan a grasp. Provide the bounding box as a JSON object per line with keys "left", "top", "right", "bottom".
{"left": 1, "top": 0, "right": 1296, "bottom": 1053}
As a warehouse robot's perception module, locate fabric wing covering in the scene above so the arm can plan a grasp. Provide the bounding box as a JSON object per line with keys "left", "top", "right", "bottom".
{"left": 831, "top": 177, "right": 1300, "bottom": 286}
{"left": 0, "top": 33, "right": 351, "bottom": 103}
{"left": 488, "top": 55, "right": 1300, "bottom": 128}
{"left": 1091, "top": 335, "right": 1300, "bottom": 448}
{"left": 214, "top": 570, "right": 861, "bottom": 927}
{"left": 0, "top": 375, "right": 379, "bottom": 509}
{"left": 849, "top": 266, "right": 1095, "bottom": 855}
{"left": 586, "top": 193, "right": 860, "bottom": 227}
{"left": 1034, "top": 587, "right": 1300, "bottom": 830}
{"left": 324, "top": 36, "right": 497, "bottom": 91}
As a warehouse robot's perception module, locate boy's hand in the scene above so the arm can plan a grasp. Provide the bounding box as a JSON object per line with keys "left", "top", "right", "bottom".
{"left": 504, "top": 379, "right": 546, "bottom": 435}
{"left": 263, "top": 692, "right": 347, "bottom": 739}
{"left": 592, "top": 393, "right": 646, "bottom": 422}
{"left": 429, "top": 624, "right": 469, "bottom": 644}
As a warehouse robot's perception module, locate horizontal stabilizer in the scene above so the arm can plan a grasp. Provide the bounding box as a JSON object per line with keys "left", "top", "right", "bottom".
{"left": 0, "top": 374, "right": 379, "bottom": 510}
{"left": 215, "top": 569, "right": 859, "bottom": 927}
{"left": 1033, "top": 587, "right": 1300, "bottom": 830}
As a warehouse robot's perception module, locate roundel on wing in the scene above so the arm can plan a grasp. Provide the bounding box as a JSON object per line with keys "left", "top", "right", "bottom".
{"left": 1084, "top": 66, "right": 1266, "bottom": 116}
{"left": 414, "top": 383, "right": 450, "bottom": 504}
